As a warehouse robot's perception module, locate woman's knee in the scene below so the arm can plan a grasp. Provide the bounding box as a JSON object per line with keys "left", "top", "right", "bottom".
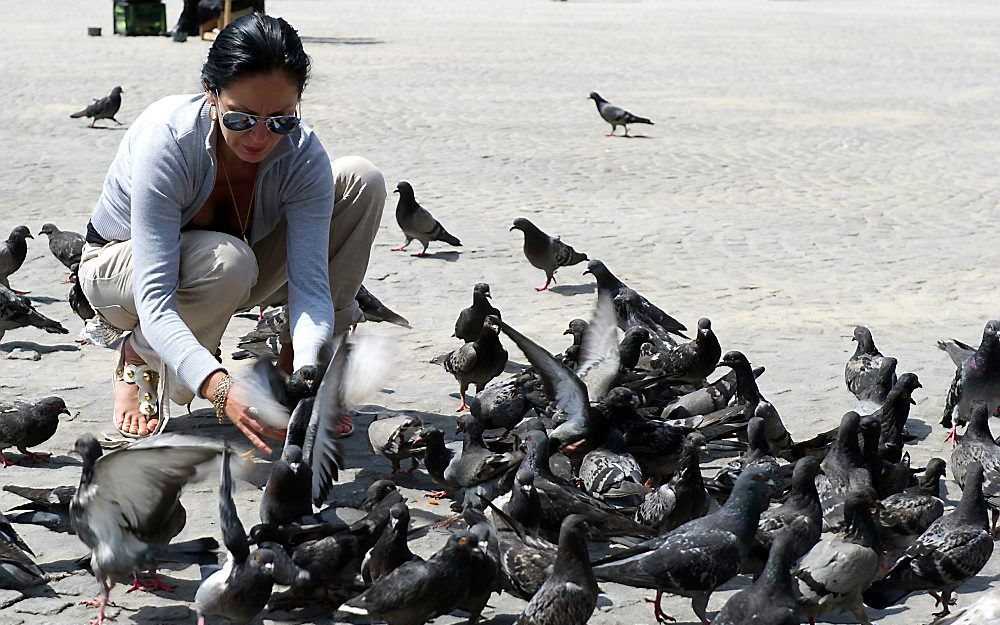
{"left": 179, "top": 231, "right": 259, "bottom": 298}
{"left": 333, "top": 156, "right": 387, "bottom": 204}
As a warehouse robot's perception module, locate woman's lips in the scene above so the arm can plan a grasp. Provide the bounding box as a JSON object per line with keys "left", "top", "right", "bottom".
{"left": 242, "top": 145, "right": 265, "bottom": 156}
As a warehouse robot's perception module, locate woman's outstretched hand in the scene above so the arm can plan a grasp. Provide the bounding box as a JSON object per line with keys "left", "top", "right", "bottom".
{"left": 202, "top": 371, "right": 286, "bottom": 453}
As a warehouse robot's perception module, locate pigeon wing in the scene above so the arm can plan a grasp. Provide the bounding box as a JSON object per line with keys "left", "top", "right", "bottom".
{"left": 575, "top": 293, "right": 621, "bottom": 401}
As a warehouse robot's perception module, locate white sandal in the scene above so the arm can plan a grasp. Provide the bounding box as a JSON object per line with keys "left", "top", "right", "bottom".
{"left": 113, "top": 358, "right": 169, "bottom": 438}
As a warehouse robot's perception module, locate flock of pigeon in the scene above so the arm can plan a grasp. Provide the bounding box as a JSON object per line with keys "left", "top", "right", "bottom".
{"left": 0, "top": 89, "right": 987, "bottom": 625}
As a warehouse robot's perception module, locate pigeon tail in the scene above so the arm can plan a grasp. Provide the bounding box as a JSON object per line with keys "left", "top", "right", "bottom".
{"left": 69, "top": 110, "right": 88, "bottom": 119}
{"left": 625, "top": 114, "right": 654, "bottom": 125}
{"left": 862, "top": 577, "right": 911, "bottom": 610}
{"left": 150, "top": 537, "right": 220, "bottom": 565}
{"left": 435, "top": 227, "right": 461, "bottom": 247}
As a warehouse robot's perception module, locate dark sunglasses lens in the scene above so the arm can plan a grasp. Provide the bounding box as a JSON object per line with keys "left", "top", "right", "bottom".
{"left": 266, "top": 115, "right": 300, "bottom": 135}
{"left": 222, "top": 111, "right": 256, "bottom": 132}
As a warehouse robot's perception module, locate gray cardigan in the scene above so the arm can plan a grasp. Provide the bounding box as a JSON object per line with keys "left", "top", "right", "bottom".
{"left": 89, "top": 93, "right": 335, "bottom": 395}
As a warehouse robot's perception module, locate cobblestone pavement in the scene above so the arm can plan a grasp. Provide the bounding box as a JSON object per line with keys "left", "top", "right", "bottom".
{"left": 1, "top": 0, "right": 998, "bottom": 623}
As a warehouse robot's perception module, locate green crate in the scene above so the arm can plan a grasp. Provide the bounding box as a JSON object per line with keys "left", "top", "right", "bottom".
{"left": 113, "top": 2, "right": 166, "bottom": 36}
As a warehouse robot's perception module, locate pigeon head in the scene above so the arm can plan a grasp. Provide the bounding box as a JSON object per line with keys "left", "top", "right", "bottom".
{"left": 281, "top": 444, "right": 304, "bottom": 469}
{"left": 966, "top": 400, "right": 994, "bottom": 441}
{"left": 447, "top": 530, "right": 480, "bottom": 556}
{"left": 682, "top": 431, "right": 708, "bottom": 455}
{"left": 920, "top": 457, "right": 947, "bottom": 493}
{"left": 38, "top": 223, "right": 58, "bottom": 237}
{"left": 455, "top": 412, "right": 483, "bottom": 437}
{"left": 726, "top": 466, "right": 776, "bottom": 513}
{"left": 111, "top": 86, "right": 124, "bottom": 96}
{"left": 745, "top": 417, "right": 769, "bottom": 456}
{"left": 601, "top": 386, "right": 639, "bottom": 409}
{"left": 835, "top": 412, "right": 863, "bottom": 447}
{"left": 875, "top": 356, "right": 898, "bottom": 387}
{"left": 248, "top": 523, "right": 283, "bottom": 545}
{"left": 984, "top": 320, "right": 1000, "bottom": 337}
{"left": 472, "top": 282, "right": 492, "bottom": 298}
{"left": 411, "top": 427, "right": 446, "bottom": 455}
{"left": 521, "top": 430, "right": 551, "bottom": 470}
{"left": 482, "top": 315, "right": 501, "bottom": 335}
{"left": 360, "top": 480, "right": 399, "bottom": 512}
{"left": 38, "top": 396, "right": 71, "bottom": 418}
{"left": 249, "top": 547, "right": 277, "bottom": 576}
{"left": 8, "top": 225, "right": 32, "bottom": 241}
{"left": 842, "top": 487, "right": 881, "bottom": 548}
{"left": 72, "top": 435, "right": 103, "bottom": 470}
{"left": 514, "top": 467, "right": 535, "bottom": 492}
{"left": 393, "top": 181, "right": 415, "bottom": 202}
{"left": 564, "top": 318, "right": 589, "bottom": 339}
{"left": 851, "top": 326, "right": 877, "bottom": 353}
{"left": 388, "top": 502, "right": 409, "bottom": 530}
{"left": 588, "top": 92, "right": 605, "bottom": 103}
{"left": 790, "top": 456, "right": 821, "bottom": 491}
{"left": 896, "top": 372, "right": 921, "bottom": 404}
{"left": 697, "top": 317, "right": 712, "bottom": 332}
{"left": 716, "top": 350, "right": 751, "bottom": 371}
{"left": 509, "top": 217, "right": 539, "bottom": 234}
{"left": 582, "top": 259, "right": 609, "bottom": 279}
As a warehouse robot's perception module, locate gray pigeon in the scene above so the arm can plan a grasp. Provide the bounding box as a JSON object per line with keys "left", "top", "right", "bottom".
{"left": 70, "top": 86, "right": 124, "bottom": 127}
{"left": 593, "top": 468, "right": 775, "bottom": 625}
{"left": 439, "top": 316, "right": 508, "bottom": 412}
{"left": 585, "top": 259, "right": 688, "bottom": 346}
{"left": 648, "top": 317, "right": 721, "bottom": 384}
{"left": 70, "top": 435, "right": 221, "bottom": 625}
{"left": 588, "top": 92, "right": 653, "bottom": 137}
{"left": 368, "top": 413, "right": 424, "bottom": 477}
{"left": 879, "top": 457, "right": 947, "bottom": 548}
{"left": 356, "top": 284, "right": 411, "bottom": 328}
{"left": 2, "top": 483, "right": 75, "bottom": 534}
{"left": 0, "top": 226, "right": 32, "bottom": 294}
{"left": 716, "top": 351, "right": 794, "bottom": 455}
{"left": 0, "top": 283, "right": 69, "bottom": 342}
{"left": 795, "top": 488, "right": 883, "bottom": 625}
{"left": 510, "top": 218, "right": 588, "bottom": 292}
{"left": 846, "top": 326, "right": 895, "bottom": 400}
{"left": 515, "top": 515, "right": 599, "bottom": 625}
{"left": 816, "top": 412, "right": 872, "bottom": 529}
{"left": 714, "top": 533, "right": 799, "bottom": 625}
{"left": 942, "top": 320, "right": 1000, "bottom": 445}
{"left": 0, "top": 397, "right": 70, "bottom": 466}
{"left": 864, "top": 462, "right": 994, "bottom": 619}
{"left": 469, "top": 376, "right": 533, "bottom": 436}
{"left": 950, "top": 400, "right": 1000, "bottom": 535}
{"left": 195, "top": 447, "right": 277, "bottom": 625}
{"left": 391, "top": 181, "right": 461, "bottom": 256}
{"left": 579, "top": 429, "right": 648, "bottom": 505}
{"left": 454, "top": 283, "right": 502, "bottom": 342}
{"left": 854, "top": 355, "right": 898, "bottom": 415}
{"left": 38, "top": 223, "right": 84, "bottom": 273}
{"left": 340, "top": 530, "right": 481, "bottom": 625}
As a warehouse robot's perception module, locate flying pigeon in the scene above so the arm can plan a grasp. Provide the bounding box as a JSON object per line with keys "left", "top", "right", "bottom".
{"left": 0, "top": 226, "right": 32, "bottom": 294}
{"left": 70, "top": 434, "right": 222, "bottom": 625}
{"left": 0, "top": 283, "right": 69, "bottom": 343}
{"left": 941, "top": 320, "right": 1000, "bottom": 445}
{"left": 70, "top": 86, "right": 124, "bottom": 128}
{"left": 510, "top": 217, "right": 588, "bottom": 292}
{"left": 391, "top": 181, "right": 461, "bottom": 256}
{"left": 845, "top": 326, "right": 895, "bottom": 400}
{"left": 195, "top": 447, "right": 277, "bottom": 625}
{"left": 588, "top": 91, "right": 653, "bottom": 137}
{"left": 454, "top": 283, "right": 502, "bottom": 341}
{"left": 0, "top": 396, "right": 71, "bottom": 466}
{"left": 584, "top": 259, "right": 688, "bottom": 344}
{"left": 38, "top": 223, "right": 84, "bottom": 275}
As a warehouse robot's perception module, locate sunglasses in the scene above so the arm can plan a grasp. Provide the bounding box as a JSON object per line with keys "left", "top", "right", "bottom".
{"left": 214, "top": 91, "right": 301, "bottom": 135}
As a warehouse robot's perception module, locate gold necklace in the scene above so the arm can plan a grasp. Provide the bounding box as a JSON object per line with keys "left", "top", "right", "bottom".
{"left": 218, "top": 153, "right": 256, "bottom": 245}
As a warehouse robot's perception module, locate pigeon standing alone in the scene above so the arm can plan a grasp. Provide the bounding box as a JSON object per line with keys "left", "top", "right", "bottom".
{"left": 70, "top": 86, "right": 124, "bottom": 127}
{"left": 391, "top": 181, "right": 461, "bottom": 256}
{"left": 588, "top": 92, "right": 654, "bottom": 137}
{"left": 0, "top": 225, "right": 32, "bottom": 294}
{"left": 0, "top": 283, "right": 69, "bottom": 343}
{"left": 0, "top": 397, "right": 71, "bottom": 467}
{"left": 509, "top": 218, "right": 588, "bottom": 292}
{"left": 38, "top": 223, "right": 84, "bottom": 276}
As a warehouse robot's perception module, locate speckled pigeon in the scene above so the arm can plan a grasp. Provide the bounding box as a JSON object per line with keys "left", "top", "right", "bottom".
{"left": 510, "top": 218, "right": 588, "bottom": 292}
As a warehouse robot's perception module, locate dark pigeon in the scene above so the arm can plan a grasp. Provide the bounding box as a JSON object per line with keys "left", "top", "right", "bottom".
{"left": 368, "top": 413, "right": 423, "bottom": 478}
{"left": 635, "top": 432, "right": 710, "bottom": 533}
{"left": 648, "top": 317, "right": 721, "bottom": 384}
{"left": 744, "top": 456, "right": 822, "bottom": 577}
{"left": 0, "top": 283, "right": 69, "bottom": 342}
{"left": 588, "top": 91, "right": 653, "bottom": 137}
{"left": 68, "top": 263, "right": 96, "bottom": 322}
{"left": 816, "top": 412, "right": 872, "bottom": 529}
{"left": 714, "top": 533, "right": 798, "bottom": 625}
{"left": 0, "top": 226, "right": 32, "bottom": 294}
{"left": 70, "top": 86, "right": 124, "bottom": 127}
{"left": 0, "top": 509, "right": 45, "bottom": 590}
{"left": 794, "top": 488, "right": 882, "bottom": 625}
{"left": 361, "top": 502, "right": 421, "bottom": 584}
{"left": 874, "top": 372, "right": 922, "bottom": 464}
{"left": 560, "top": 318, "right": 588, "bottom": 369}
{"left": 339, "top": 530, "right": 481, "bottom": 625}
{"left": 0, "top": 397, "right": 70, "bottom": 467}
{"left": 878, "top": 457, "right": 947, "bottom": 548}
{"left": 38, "top": 223, "right": 84, "bottom": 272}
{"left": 460, "top": 522, "right": 502, "bottom": 625}
{"left": 593, "top": 468, "right": 775, "bottom": 625}
{"left": 2, "top": 483, "right": 75, "bottom": 534}
{"left": 950, "top": 400, "right": 1000, "bottom": 535}
{"left": 584, "top": 259, "right": 688, "bottom": 344}
{"left": 356, "top": 284, "right": 411, "bottom": 329}
{"left": 439, "top": 316, "right": 508, "bottom": 412}
{"left": 510, "top": 217, "right": 588, "bottom": 292}
{"left": 391, "top": 181, "right": 461, "bottom": 256}
{"left": 864, "top": 462, "right": 994, "bottom": 619}
{"left": 469, "top": 377, "right": 533, "bottom": 436}
{"left": 846, "top": 326, "right": 895, "bottom": 399}
{"left": 454, "top": 283, "right": 502, "bottom": 341}
{"left": 70, "top": 435, "right": 221, "bottom": 625}
{"left": 486, "top": 496, "right": 556, "bottom": 601}
{"left": 716, "top": 351, "right": 794, "bottom": 455}
{"left": 195, "top": 447, "right": 277, "bottom": 625}
{"left": 515, "top": 514, "right": 599, "bottom": 625}
{"left": 504, "top": 468, "right": 543, "bottom": 535}
{"left": 941, "top": 320, "right": 1000, "bottom": 445}
{"left": 708, "top": 416, "right": 784, "bottom": 505}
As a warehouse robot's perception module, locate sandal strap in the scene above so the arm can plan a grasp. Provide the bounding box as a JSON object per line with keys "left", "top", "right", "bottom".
{"left": 115, "top": 363, "right": 160, "bottom": 420}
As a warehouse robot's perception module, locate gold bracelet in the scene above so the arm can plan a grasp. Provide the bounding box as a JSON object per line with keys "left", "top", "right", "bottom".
{"left": 212, "top": 374, "right": 235, "bottom": 424}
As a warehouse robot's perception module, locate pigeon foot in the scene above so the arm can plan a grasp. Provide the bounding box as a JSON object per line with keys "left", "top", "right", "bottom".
{"left": 433, "top": 513, "right": 464, "bottom": 529}
{"left": 426, "top": 490, "right": 450, "bottom": 499}
{"left": 644, "top": 592, "right": 676, "bottom": 623}
{"left": 390, "top": 246, "right": 408, "bottom": 252}
{"left": 10, "top": 288, "right": 30, "bottom": 295}
{"left": 125, "top": 572, "right": 175, "bottom": 593}
{"left": 0, "top": 453, "right": 17, "bottom": 467}
{"left": 944, "top": 425, "right": 959, "bottom": 447}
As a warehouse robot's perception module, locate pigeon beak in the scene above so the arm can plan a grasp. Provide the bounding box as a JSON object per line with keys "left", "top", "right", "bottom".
{"left": 582, "top": 269, "right": 592, "bottom": 276}
{"left": 392, "top": 189, "right": 399, "bottom": 194}
{"left": 563, "top": 328, "right": 572, "bottom": 335}
{"left": 909, "top": 398, "right": 916, "bottom": 405}
{"left": 25, "top": 234, "right": 33, "bottom": 239}
{"left": 509, "top": 226, "right": 516, "bottom": 231}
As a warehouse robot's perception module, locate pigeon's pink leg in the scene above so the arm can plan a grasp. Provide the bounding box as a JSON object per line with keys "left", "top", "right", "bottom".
{"left": 433, "top": 513, "right": 464, "bottom": 529}
{"left": 944, "top": 425, "right": 959, "bottom": 447}
{"left": 125, "top": 571, "right": 175, "bottom": 593}
{"left": 0, "top": 453, "right": 17, "bottom": 467}
{"left": 10, "top": 288, "right": 30, "bottom": 295}
{"left": 391, "top": 241, "right": 409, "bottom": 252}
{"left": 426, "top": 490, "right": 450, "bottom": 499}
{"left": 535, "top": 277, "right": 552, "bottom": 292}
{"left": 644, "top": 591, "right": 676, "bottom": 623}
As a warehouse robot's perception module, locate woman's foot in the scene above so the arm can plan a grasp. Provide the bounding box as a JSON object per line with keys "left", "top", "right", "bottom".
{"left": 113, "top": 338, "right": 159, "bottom": 436}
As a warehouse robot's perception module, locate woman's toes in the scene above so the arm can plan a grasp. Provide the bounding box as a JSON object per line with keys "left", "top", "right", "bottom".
{"left": 146, "top": 417, "right": 159, "bottom": 433}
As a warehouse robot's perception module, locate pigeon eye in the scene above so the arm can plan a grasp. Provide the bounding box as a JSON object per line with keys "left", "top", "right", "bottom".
{"left": 458, "top": 537, "right": 468, "bottom": 546}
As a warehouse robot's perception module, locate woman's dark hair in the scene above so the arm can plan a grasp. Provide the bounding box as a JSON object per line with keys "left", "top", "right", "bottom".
{"left": 201, "top": 13, "right": 310, "bottom": 96}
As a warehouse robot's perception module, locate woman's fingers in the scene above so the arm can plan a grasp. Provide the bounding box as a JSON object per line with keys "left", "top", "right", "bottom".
{"left": 234, "top": 416, "right": 272, "bottom": 453}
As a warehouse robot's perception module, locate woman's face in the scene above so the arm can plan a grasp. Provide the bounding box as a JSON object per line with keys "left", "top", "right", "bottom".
{"left": 209, "top": 71, "right": 299, "bottom": 164}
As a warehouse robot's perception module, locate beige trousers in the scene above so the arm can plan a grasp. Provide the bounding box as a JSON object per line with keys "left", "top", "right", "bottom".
{"left": 78, "top": 155, "right": 386, "bottom": 405}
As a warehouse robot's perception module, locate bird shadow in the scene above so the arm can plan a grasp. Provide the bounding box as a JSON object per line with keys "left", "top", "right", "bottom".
{"left": 0, "top": 341, "right": 80, "bottom": 354}
{"left": 548, "top": 283, "right": 597, "bottom": 296}
{"left": 902, "top": 417, "right": 933, "bottom": 444}
{"left": 23, "top": 295, "right": 62, "bottom": 305}
{"left": 613, "top": 133, "right": 653, "bottom": 139}
{"left": 413, "top": 251, "right": 461, "bottom": 262}
{"left": 88, "top": 125, "right": 128, "bottom": 131}
{"left": 6, "top": 453, "right": 79, "bottom": 469}
{"left": 128, "top": 604, "right": 193, "bottom": 624}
